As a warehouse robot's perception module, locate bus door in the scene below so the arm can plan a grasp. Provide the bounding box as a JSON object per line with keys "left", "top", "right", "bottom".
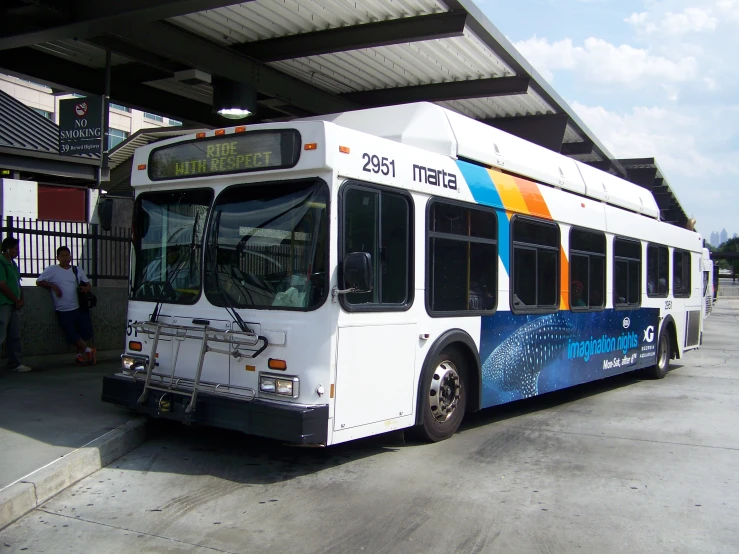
{"left": 334, "top": 183, "right": 417, "bottom": 431}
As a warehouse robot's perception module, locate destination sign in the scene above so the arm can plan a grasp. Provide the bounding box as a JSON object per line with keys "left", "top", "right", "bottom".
{"left": 149, "top": 130, "right": 301, "bottom": 180}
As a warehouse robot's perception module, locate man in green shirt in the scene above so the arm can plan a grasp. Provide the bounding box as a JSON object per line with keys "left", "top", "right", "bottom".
{"left": 0, "top": 237, "right": 31, "bottom": 372}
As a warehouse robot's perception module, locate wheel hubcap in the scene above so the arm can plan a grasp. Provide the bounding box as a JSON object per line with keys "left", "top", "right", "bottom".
{"left": 429, "top": 360, "right": 460, "bottom": 422}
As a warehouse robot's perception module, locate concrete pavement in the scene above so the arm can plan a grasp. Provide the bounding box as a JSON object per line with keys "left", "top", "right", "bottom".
{"left": 0, "top": 300, "right": 737, "bottom": 553}
{"left": 0, "top": 351, "right": 146, "bottom": 529}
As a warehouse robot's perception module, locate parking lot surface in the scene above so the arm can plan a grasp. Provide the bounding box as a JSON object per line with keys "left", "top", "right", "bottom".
{"left": 2, "top": 300, "right": 738, "bottom": 553}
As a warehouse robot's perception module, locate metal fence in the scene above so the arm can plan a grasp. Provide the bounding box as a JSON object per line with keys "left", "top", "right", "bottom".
{"left": 2, "top": 216, "right": 131, "bottom": 282}
{"left": 717, "top": 279, "right": 739, "bottom": 298}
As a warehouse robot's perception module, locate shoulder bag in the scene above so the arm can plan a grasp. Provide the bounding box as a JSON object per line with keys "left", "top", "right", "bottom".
{"left": 72, "top": 266, "right": 97, "bottom": 311}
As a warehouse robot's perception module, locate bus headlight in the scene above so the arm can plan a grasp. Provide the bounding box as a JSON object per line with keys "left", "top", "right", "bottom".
{"left": 259, "top": 376, "right": 276, "bottom": 393}
{"left": 121, "top": 354, "right": 148, "bottom": 373}
{"left": 259, "top": 373, "right": 299, "bottom": 397}
{"left": 275, "top": 379, "right": 294, "bottom": 396}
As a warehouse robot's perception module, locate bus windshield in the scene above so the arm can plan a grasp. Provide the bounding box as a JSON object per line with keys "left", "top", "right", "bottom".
{"left": 131, "top": 189, "right": 212, "bottom": 303}
{"left": 204, "top": 179, "right": 329, "bottom": 310}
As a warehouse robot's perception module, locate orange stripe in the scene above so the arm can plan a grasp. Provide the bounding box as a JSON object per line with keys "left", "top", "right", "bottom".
{"left": 489, "top": 169, "right": 529, "bottom": 214}
{"left": 560, "top": 247, "right": 569, "bottom": 309}
{"left": 513, "top": 175, "right": 552, "bottom": 219}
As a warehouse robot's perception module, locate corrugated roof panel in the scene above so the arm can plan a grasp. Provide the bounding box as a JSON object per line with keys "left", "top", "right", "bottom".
{"left": 32, "top": 40, "right": 128, "bottom": 68}
{"left": 166, "top": 1, "right": 560, "bottom": 123}
{"left": 438, "top": 91, "right": 552, "bottom": 120}
{"left": 169, "top": 0, "right": 448, "bottom": 45}
{"left": 563, "top": 125, "right": 583, "bottom": 144}
{"left": 269, "top": 35, "right": 515, "bottom": 97}
{"left": 276, "top": 58, "right": 355, "bottom": 94}
{"left": 108, "top": 136, "right": 151, "bottom": 169}
{"left": 108, "top": 126, "right": 208, "bottom": 169}
{"left": 0, "top": 88, "right": 59, "bottom": 153}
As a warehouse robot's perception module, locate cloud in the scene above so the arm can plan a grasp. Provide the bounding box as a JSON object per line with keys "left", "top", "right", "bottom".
{"left": 514, "top": 36, "right": 698, "bottom": 87}
{"left": 492, "top": 0, "right": 739, "bottom": 233}
{"left": 571, "top": 101, "right": 739, "bottom": 228}
{"left": 717, "top": 0, "right": 739, "bottom": 21}
{"left": 571, "top": 101, "right": 737, "bottom": 175}
{"left": 626, "top": 7, "right": 717, "bottom": 35}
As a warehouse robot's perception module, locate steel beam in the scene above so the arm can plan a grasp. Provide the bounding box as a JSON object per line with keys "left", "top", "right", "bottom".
{"left": 483, "top": 112, "right": 568, "bottom": 153}
{"left": 233, "top": 11, "right": 468, "bottom": 62}
{"left": 586, "top": 160, "right": 619, "bottom": 175}
{"left": 85, "top": 36, "right": 186, "bottom": 73}
{"left": 341, "top": 76, "right": 529, "bottom": 107}
{"left": 0, "top": 0, "right": 245, "bottom": 51}
{"left": 625, "top": 166, "right": 658, "bottom": 188}
{"left": 0, "top": 148, "right": 98, "bottom": 181}
{"left": 110, "top": 22, "right": 357, "bottom": 114}
{"left": 560, "top": 141, "right": 594, "bottom": 156}
{"left": 619, "top": 157, "right": 657, "bottom": 167}
{"left": 0, "top": 48, "right": 226, "bottom": 126}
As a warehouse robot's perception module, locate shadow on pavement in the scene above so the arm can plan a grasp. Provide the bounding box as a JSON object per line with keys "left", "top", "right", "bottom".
{"left": 110, "top": 418, "right": 407, "bottom": 487}
{"left": 0, "top": 352, "right": 132, "bottom": 489}
{"left": 103, "top": 366, "right": 668, "bottom": 487}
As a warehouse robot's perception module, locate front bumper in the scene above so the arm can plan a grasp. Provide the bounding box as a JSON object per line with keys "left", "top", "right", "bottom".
{"left": 102, "top": 374, "right": 329, "bottom": 445}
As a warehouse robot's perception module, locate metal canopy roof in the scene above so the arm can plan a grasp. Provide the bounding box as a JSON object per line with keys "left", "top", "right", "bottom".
{"left": 107, "top": 125, "right": 208, "bottom": 170}
{"left": 619, "top": 158, "right": 690, "bottom": 228}
{"left": 105, "top": 125, "right": 209, "bottom": 194}
{"left": 0, "top": 0, "right": 689, "bottom": 226}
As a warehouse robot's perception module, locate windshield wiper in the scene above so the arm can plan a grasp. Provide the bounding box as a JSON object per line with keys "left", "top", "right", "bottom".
{"left": 207, "top": 211, "right": 251, "bottom": 333}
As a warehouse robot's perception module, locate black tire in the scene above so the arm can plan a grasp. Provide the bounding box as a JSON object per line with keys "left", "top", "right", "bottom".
{"left": 416, "top": 349, "right": 467, "bottom": 442}
{"left": 644, "top": 327, "right": 671, "bottom": 379}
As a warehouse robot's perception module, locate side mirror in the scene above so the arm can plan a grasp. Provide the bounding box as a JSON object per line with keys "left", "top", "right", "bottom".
{"left": 342, "top": 252, "right": 373, "bottom": 293}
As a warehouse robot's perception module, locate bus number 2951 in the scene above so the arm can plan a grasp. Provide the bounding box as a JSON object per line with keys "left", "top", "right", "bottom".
{"left": 362, "top": 153, "right": 396, "bottom": 177}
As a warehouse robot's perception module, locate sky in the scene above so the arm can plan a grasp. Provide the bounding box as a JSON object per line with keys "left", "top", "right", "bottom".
{"left": 478, "top": 0, "right": 739, "bottom": 241}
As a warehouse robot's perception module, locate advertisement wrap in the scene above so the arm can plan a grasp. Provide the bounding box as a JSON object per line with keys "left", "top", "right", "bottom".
{"left": 479, "top": 308, "right": 660, "bottom": 407}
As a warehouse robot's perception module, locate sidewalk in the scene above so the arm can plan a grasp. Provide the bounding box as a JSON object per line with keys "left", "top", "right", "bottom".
{"left": 0, "top": 350, "right": 135, "bottom": 489}
{"left": 0, "top": 350, "right": 148, "bottom": 528}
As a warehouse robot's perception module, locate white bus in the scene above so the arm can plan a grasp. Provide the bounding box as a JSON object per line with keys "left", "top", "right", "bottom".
{"left": 702, "top": 248, "right": 714, "bottom": 317}
{"left": 102, "top": 103, "right": 706, "bottom": 445}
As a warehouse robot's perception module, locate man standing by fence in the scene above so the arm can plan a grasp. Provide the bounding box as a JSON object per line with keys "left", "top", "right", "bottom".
{"left": 36, "top": 246, "right": 96, "bottom": 366}
{"left": 0, "top": 237, "right": 32, "bottom": 373}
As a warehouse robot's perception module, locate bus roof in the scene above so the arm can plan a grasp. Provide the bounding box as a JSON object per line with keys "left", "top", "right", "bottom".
{"left": 308, "top": 103, "right": 661, "bottom": 220}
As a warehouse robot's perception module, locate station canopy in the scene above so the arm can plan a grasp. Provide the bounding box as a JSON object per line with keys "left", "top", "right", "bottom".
{"left": 0, "top": 0, "right": 689, "bottom": 226}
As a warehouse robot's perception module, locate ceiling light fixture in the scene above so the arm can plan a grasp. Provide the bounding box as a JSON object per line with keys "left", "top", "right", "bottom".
{"left": 212, "top": 76, "right": 257, "bottom": 120}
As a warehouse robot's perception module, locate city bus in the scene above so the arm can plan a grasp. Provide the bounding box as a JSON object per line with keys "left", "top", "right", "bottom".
{"left": 102, "top": 102, "right": 706, "bottom": 445}
{"left": 702, "top": 248, "right": 714, "bottom": 318}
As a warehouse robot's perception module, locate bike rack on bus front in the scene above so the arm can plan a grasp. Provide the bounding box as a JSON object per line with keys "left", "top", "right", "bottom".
{"left": 133, "top": 321, "right": 268, "bottom": 414}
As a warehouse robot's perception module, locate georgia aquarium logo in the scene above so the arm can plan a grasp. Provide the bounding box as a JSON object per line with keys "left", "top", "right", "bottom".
{"left": 643, "top": 326, "right": 655, "bottom": 343}
{"left": 622, "top": 317, "right": 631, "bottom": 329}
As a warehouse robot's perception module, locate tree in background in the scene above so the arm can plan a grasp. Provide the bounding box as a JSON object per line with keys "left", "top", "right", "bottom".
{"left": 719, "top": 237, "right": 739, "bottom": 281}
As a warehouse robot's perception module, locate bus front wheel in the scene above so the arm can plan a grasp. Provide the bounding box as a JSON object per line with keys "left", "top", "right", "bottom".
{"left": 417, "top": 349, "right": 467, "bottom": 442}
{"left": 645, "top": 327, "right": 671, "bottom": 379}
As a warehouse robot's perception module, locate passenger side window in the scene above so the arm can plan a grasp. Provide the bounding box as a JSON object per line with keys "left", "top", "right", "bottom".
{"left": 342, "top": 182, "right": 412, "bottom": 309}
{"left": 427, "top": 200, "right": 497, "bottom": 314}
{"left": 569, "top": 228, "right": 606, "bottom": 310}
{"left": 614, "top": 237, "right": 641, "bottom": 308}
{"left": 511, "top": 217, "right": 560, "bottom": 313}
{"left": 647, "top": 244, "right": 669, "bottom": 297}
{"left": 673, "top": 249, "right": 691, "bottom": 298}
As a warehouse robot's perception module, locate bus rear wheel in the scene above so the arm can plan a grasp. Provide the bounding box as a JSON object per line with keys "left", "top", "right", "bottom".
{"left": 644, "top": 327, "right": 671, "bottom": 379}
{"left": 417, "top": 350, "right": 467, "bottom": 442}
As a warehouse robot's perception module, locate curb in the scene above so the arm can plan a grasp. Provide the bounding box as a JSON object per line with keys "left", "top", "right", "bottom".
{"left": 0, "top": 417, "right": 149, "bottom": 530}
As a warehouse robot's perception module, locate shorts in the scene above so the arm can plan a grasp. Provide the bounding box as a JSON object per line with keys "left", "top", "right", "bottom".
{"left": 56, "top": 309, "right": 93, "bottom": 345}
